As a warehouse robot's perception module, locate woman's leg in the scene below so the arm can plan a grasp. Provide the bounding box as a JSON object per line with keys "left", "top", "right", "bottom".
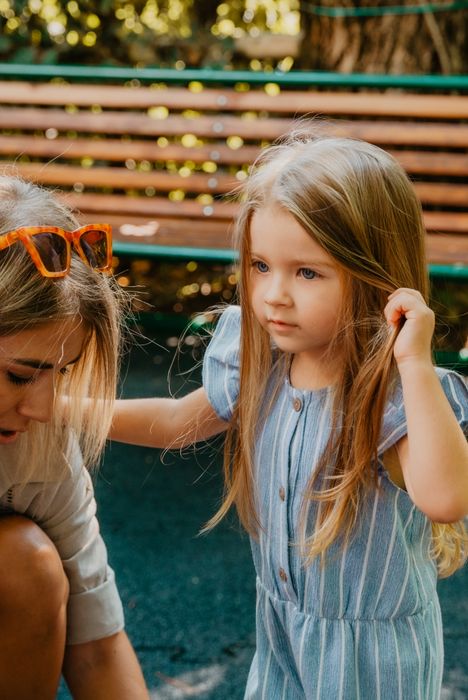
{"left": 0, "top": 515, "right": 69, "bottom": 700}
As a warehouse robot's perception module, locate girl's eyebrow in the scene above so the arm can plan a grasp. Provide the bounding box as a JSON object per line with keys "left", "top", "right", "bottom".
{"left": 12, "top": 354, "right": 82, "bottom": 370}
{"left": 251, "top": 251, "right": 335, "bottom": 269}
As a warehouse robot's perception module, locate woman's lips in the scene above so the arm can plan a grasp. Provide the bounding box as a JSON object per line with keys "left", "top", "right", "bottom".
{"left": 0, "top": 430, "right": 20, "bottom": 444}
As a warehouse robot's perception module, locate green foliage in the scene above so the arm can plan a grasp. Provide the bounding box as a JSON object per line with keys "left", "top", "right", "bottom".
{"left": 0, "top": 0, "right": 298, "bottom": 68}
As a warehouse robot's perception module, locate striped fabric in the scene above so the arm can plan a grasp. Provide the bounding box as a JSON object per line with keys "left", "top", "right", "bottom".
{"left": 203, "top": 306, "right": 468, "bottom": 700}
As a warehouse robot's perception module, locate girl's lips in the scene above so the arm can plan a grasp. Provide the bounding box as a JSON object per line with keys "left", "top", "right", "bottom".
{"left": 268, "top": 319, "right": 296, "bottom": 329}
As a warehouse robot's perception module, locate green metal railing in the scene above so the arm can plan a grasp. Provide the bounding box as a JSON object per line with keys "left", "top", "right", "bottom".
{"left": 111, "top": 241, "right": 468, "bottom": 281}
{"left": 1, "top": 63, "right": 468, "bottom": 91}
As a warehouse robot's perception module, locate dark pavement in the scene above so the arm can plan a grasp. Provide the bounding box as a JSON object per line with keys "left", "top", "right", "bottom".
{"left": 58, "top": 334, "right": 468, "bottom": 699}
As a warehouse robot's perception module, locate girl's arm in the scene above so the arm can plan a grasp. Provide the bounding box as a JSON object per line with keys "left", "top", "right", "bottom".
{"left": 385, "top": 288, "right": 468, "bottom": 522}
{"left": 63, "top": 631, "right": 149, "bottom": 700}
{"left": 109, "top": 387, "right": 228, "bottom": 449}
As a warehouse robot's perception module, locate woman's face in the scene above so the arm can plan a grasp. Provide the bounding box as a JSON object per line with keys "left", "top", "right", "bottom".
{"left": 0, "top": 318, "right": 86, "bottom": 444}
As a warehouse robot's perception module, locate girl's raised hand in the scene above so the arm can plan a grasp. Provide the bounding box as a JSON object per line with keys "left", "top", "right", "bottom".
{"left": 384, "top": 288, "right": 435, "bottom": 367}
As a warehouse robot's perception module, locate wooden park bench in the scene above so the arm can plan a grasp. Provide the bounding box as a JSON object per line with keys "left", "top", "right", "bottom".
{"left": 0, "top": 65, "right": 467, "bottom": 281}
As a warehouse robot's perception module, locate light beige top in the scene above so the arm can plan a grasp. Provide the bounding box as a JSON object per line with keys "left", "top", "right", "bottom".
{"left": 0, "top": 438, "right": 124, "bottom": 645}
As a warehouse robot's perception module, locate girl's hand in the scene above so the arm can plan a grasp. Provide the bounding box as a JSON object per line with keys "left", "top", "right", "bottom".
{"left": 384, "top": 288, "right": 435, "bottom": 367}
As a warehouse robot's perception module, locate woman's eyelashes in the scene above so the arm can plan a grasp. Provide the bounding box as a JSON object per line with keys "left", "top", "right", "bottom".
{"left": 6, "top": 365, "right": 70, "bottom": 386}
{"left": 6, "top": 371, "right": 35, "bottom": 386}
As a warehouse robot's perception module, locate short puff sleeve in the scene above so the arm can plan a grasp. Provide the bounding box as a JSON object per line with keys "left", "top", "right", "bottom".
{"left": 378, "top": 367, "right": 468, "bottom": 454}
{"left": 202, "top": 305, "right": 240, "bottom": 422}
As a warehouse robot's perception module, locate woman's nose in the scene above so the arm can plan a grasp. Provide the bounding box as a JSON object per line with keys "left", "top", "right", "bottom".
{"left": 16, "top": 377, "right": 54, "bottom": 424}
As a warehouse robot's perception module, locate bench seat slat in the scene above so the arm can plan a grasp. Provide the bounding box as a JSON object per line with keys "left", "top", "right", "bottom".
{"left": 12, "top": 162, "right": 240, "bottom": 194}
{"left": 0, "top": 135, "right": 260, "bottom": 166}
{"left": 3, "top": 135, "right": 468, "bottom": 178}
{"left": 107, "top": 220, "right": 468, "bottom": 267}
{"left": 11, "top": 162, "right": 468, "bottom": 207}
{"left": 2, "top": 108, "right": 468, "bottom": 148}
{"left": 59, "top": 190, "right": 468, "bottom": 237}
{"left": 2, "top": 81, "right": 468, "bottom": 119}
{"left": 60, "top": 191, "right": 237, "bottom": 220}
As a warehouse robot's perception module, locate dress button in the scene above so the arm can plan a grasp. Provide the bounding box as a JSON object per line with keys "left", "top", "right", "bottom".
{"left": 293, "top": 398, "right": 302, "bottom": 411}
{"left": 279, "top": 486, "right": 285, "bottom": 501}
{"left": 279, "top": 567, "right": 288, "bottom": 582}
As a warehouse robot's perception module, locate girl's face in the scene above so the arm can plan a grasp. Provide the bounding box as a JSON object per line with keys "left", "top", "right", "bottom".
{"left": 249, "top": 205, "right": 344, "bottom": 376}
{"left": 0, "top": 318, "right": 86, "bottom": 444}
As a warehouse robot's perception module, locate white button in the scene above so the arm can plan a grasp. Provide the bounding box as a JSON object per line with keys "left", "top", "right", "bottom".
{"left": 293, "top": 398, "right": 302, "bottom": 411}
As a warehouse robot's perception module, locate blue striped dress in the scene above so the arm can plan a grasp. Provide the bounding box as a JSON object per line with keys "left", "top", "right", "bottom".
{"left": 202, "top": 306, "right": 468, "bottom": 700}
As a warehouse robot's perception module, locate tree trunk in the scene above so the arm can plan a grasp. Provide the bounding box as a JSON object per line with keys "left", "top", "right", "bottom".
{"left": 297, "top": 1, "right": 468, "bottom": 73}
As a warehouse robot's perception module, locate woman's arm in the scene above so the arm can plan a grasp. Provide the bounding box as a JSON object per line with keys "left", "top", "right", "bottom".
{"left": 109, "top": 386, "right": 228, "bottom": 449}
{"left": 385, "top": 288, "right": 468, "bottom": 522}
{"left": 63, "top": 631, "right": 149, "bottom": 700}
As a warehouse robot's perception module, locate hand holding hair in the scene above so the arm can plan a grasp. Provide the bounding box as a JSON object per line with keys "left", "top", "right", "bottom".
{"left": 385, "top": 287, "right": 435, "bottom": 367}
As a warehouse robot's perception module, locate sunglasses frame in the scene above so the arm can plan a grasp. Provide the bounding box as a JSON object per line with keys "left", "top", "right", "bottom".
{"left": 0, "top": 223, "right": 113, "bottom": 278}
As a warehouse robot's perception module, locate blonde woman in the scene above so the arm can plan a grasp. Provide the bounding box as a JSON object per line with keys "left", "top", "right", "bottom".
{"left": 0, "top": 175, "right": 148, "bottom": 699}
{"left": 111, "top": 135, "right": 468, "bottom": 699}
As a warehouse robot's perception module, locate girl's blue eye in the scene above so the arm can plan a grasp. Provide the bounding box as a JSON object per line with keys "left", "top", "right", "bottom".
{"left": 7, "top": 372, "right": 35, "bottom": 386}
{"left": 300, "top": 268, "right": 317, "bottom": 280}
{"left": 254, "top": 260, "right": 269, "bottom": 273}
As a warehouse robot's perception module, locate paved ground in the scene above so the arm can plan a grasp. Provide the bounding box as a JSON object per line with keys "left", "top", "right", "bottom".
{"left": 59, "top": 336, "right": 468, "bottom": 699}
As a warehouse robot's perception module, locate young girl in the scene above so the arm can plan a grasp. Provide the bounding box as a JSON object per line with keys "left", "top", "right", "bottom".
{"left": 0, "top": 175, "right": 148, "bottom": 699}
{"left": 111, "top": 134, "right": 468, "bottom": 699}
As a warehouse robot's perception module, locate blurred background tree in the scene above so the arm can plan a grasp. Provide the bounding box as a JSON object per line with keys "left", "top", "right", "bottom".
{"left": 297, "top": 1, "right": 468, "bottom": 74}
{"left": 1, "top": 1, "right": 466, "bottom": 72}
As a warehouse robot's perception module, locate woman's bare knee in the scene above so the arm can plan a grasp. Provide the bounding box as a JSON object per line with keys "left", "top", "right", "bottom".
{"left": 0, "top": 515, "right": 69, "bottom": 615}
{"left": 0, "top": 516, "right": 68, "bottom": 698}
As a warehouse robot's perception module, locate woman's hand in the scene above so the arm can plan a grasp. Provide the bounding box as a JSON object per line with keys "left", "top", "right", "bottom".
{"left": 384, "top": 288, "right": 435, "bottom": 367}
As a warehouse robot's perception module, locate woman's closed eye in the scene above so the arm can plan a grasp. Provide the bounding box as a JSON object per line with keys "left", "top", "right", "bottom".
{"left": 6, "top": 365, "right": 70, "bottom": 386}
{"left": 6, "top": 371, "right": 36, "bottom": 386}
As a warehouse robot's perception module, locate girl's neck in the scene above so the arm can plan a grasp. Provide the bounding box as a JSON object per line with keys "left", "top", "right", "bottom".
{"left": 289, "top": 352, "right": 340, "bottom": 391}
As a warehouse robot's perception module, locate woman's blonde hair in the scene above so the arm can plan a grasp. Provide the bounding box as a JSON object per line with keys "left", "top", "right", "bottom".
{"left": 205, "top": 132, "right": 466, "bottom": 578}
{"left": 0, "top": 174, "right": 126, "bottom": 483}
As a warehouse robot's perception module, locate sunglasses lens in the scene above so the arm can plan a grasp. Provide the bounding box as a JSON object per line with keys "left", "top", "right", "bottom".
{"left": 80, "top": 229, "right": 109, "bottom": 269}
{"left": 31, "top": 233, "right": 67, "bottom": 273}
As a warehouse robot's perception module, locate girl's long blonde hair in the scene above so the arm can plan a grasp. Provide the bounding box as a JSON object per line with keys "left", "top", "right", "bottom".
{"left": 205, "top": 132, "right": 467, "bottom": 578}
{"left": 0, "top": 174, "right": 126, "bottom": 483}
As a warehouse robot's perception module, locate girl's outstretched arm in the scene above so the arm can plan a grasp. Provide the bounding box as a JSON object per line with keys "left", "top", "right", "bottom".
{"left": 63, "top": 631, "right": 149, "bottom": 699}
{"left": 109, "top": 387, "right": 228, "bottom": 449}
{"left": 385, "top": 288, "right": 468, "bottom": 522}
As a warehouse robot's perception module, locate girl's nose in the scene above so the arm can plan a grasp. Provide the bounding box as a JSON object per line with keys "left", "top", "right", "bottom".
{"left": 16, "top": 377, "right": 54, "bottom": 424}
{"left": 264, "top": 275, "right": 291, "bottom": 306}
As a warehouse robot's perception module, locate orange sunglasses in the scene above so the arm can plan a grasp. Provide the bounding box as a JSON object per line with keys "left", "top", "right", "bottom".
{"left": 0, "top": 224, "right": 112, "bottom": 278}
